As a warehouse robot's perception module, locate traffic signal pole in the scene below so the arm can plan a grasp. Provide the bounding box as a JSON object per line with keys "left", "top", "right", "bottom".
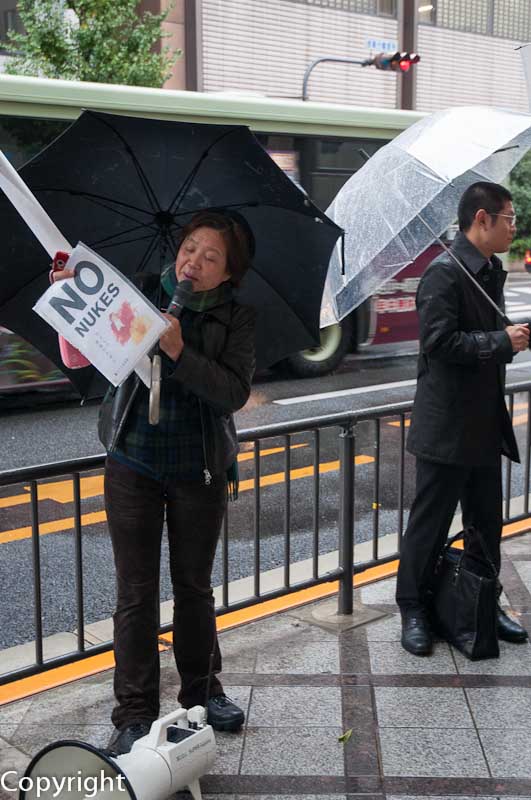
{"left": 301, "top": 47, "right": 420, "bottom": 102}
{"left": 301, "top": 56, "right": 367, "bottom": 101}
{"left": 398, "top": 0, "right": 418, "bottom": 109}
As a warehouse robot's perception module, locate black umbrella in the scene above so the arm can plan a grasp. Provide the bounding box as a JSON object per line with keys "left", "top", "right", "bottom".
{"left": 0, "top": 111, "right": 342, "bottom": 397}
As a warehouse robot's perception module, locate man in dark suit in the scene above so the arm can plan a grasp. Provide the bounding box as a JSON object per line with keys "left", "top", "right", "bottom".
{"left": 396, "top": 181, "right": 530, "bottom": 656}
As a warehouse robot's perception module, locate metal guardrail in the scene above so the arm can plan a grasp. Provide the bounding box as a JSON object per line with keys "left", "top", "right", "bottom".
{"left": 1, "top": 382, "right": 531, "bottom": 685}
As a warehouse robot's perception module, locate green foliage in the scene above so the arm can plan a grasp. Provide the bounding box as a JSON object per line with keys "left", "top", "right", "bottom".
{"left": 509, "top": 237, "right": 531, "bottom": 260}
{"left": 510, "top": 151, "right": 531, "bottom": 259}
{"left": 5, "top": 0, "right": 180, "bottom": 88}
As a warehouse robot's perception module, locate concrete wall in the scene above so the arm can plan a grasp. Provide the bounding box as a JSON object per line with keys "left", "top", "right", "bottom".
{"left": 200, "top": 0, "right": 530, "bottom": 113}
{"left": 416, "top": 23, "right": 529, "bottom": 113}
{"left": 201, "top": 0, "right": 400, "bottom": 107}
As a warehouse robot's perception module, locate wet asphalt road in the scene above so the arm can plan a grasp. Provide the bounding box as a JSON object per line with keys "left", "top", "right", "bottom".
{"left": 2, "top": 347, "right": 531, "bottom": 649}
{"left": 0, "top": 345, "right": 419, "bottom": 470}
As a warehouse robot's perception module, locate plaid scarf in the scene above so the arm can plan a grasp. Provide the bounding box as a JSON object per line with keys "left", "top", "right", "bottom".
{"left": 161, "top": 264, "right": 232, "bottom": 311}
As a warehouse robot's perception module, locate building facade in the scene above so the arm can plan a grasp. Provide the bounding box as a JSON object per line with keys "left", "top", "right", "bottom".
{"left": 198, "top": 0, "right": 530, "bottom": 112}
{"left": 0, "top": 0, "right": 530, "bottom": 112}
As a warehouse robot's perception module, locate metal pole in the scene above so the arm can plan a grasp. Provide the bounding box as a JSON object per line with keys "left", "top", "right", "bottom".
{"left": 302, "top": 56, "right": 367, "bottom": 101}
{"left": 73, "top": 472, "right": 85, "bottom": 652}
{"left": 338, "top": 422, "right": 356, "bottom": 615}
{"left": 30, "top": 481, "right": 44, "bottom": 666}
{"left": 398, "top": 0, "right": 418, "bottom": 110}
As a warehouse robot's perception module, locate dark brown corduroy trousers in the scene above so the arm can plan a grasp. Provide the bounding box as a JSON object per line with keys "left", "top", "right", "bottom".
{"left": 104, "top": 457, "right": 227, "bottom": 729}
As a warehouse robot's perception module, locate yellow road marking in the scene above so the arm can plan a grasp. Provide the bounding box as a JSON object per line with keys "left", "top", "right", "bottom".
{"left": 3, "top": 517, "right": 530, "bottom": 706}
{"left": 0, "top": 455, "right": 374, "bottom": 544}
{"left": 0, "top": 444, "right": 308, "bottom": 509}
{"left": 0, "top": 494, "right": 32, "bottom": 509}
{"left": 388, "top": 404, "right": 530, "bottom": 429}
{"left": 238, "top": 455, "right": 373, "bottom": 492}
{"left": 0, "top": 511, "right": 107, "bottom": 545}
{"left": 31, "top": 476, "right": 104, "bottom": 504}
{"left": 236, "top": 443, "right": 306, "bottom": 463}
{"left": 0, "top": 476, "right": 105, "bottom": 508}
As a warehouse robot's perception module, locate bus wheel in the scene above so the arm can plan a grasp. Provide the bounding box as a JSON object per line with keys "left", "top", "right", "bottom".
{"left": 274, "top": 317, "right": 354, "bottom": 378}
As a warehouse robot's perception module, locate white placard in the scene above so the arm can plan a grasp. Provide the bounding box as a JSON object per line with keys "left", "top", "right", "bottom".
{"left": 0, "top": 147, "right": 159, "bottom": 388}
{"left": 33, "top": 243, "right": 169, "bottom": 386}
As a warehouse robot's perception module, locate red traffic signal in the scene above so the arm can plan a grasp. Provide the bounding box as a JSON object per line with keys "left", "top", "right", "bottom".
{"left": 363, "top": 51, "right": 421, "bottom": 72}
{"left": 398, "top": 52, "right": 420, "bottom": 71}
{"left": 525, "top": 249, "right": 531, "bottom": 266}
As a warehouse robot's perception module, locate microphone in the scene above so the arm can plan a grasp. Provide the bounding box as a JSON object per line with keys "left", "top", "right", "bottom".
{"left": 149, "top": 279, "right": 194, "bottom": 425}
{"left": 168, "top": 278, "right": 193, "bottom": 316}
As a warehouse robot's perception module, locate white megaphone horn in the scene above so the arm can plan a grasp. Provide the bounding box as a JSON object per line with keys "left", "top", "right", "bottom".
{"left": 18, "top": 706, "right": 216, "bottom": 800}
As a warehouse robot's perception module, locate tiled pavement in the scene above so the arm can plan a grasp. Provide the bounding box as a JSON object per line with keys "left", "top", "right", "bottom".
{"left": 2, "top": 533, "right": 531, "bottom": 800}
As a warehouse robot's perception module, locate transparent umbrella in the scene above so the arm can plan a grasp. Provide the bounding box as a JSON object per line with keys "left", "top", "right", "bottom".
{"left": 321, "top": 105, "right": 531, "bottom": 326}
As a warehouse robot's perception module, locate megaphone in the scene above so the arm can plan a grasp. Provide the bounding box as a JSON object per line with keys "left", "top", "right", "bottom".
{"left": 18, "top": 707, "right": 215, "bottom": 800}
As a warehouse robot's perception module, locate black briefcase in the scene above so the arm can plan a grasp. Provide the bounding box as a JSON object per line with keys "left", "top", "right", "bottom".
{"left": 429, "top": 527, "right": 499, "bottom": 661}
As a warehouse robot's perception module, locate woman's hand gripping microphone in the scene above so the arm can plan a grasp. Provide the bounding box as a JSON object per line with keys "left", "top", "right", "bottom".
{"left": 149, "top": 279, "right": 193, "bottom": 425}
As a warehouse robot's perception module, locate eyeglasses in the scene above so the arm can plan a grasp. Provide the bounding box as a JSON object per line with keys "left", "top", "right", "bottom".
{"left": 491, "top": 213, "right": 517, "bottom": 225}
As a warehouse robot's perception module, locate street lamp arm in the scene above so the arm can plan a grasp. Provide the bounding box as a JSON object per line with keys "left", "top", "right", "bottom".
{"left": 302, "top": 56, "right": 369, "bottom": 101}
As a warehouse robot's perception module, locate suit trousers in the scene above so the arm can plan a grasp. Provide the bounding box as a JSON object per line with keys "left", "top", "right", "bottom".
{"left": 395, "top": 457, "right": 502, "bottom": 611}
{"left": 104, "top": 457, "right": 227, "bottom": 729}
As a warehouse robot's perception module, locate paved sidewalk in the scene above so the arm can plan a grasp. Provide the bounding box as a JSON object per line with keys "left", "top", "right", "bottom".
{"left": 2, "top": 532, "right": 531, "bottom": 799}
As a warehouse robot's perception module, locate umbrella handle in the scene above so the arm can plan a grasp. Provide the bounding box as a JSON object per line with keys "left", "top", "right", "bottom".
{"left": 148, "top": 354, "right": 161, "bottom": 425}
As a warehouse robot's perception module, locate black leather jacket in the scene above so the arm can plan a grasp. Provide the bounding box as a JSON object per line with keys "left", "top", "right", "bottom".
{"left": 98, "top": 279, "right": 255, "bottom": 477}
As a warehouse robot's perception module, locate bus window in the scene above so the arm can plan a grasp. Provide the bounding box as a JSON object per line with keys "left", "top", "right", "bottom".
{"left": 310, "top": 172, "right": 350, "bottom": 211}
{"left": 315, "top": 138, "right": 384, "bottom": 171}
{"left": 301, "top": 136, "right": 387, "bottom": 210}
{"left": 0, "top": 115, "right": 70, "bottom": 168}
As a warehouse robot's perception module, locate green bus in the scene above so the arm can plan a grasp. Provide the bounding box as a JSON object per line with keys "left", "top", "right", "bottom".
{"left": 0, "top": 73, "right": 423, "bottom": 393}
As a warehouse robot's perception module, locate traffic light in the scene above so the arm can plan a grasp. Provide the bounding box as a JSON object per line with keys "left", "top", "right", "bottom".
{"left": 396, "top": 52, "right": 420, "bottom": 71}
{"left": 363, "top": 51, "right": 421, "bottom": 72}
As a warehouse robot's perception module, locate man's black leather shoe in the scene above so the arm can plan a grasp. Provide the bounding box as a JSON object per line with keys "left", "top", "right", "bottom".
{"left": 400, "top": 610, "right": 433, "bottom": 656}
{"left": 207, "top": 694, "right": 245, "bottom": 732}
{"left": 107, "top": 722, "right": 151, "bottom": 755}
{"left": 497, "top": 607, "right": 528, "bottom": 643}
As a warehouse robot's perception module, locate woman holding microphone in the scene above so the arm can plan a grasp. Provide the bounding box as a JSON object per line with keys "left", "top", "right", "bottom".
{"left": 53, "top": 210, "right": 255, "bottom": 754}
